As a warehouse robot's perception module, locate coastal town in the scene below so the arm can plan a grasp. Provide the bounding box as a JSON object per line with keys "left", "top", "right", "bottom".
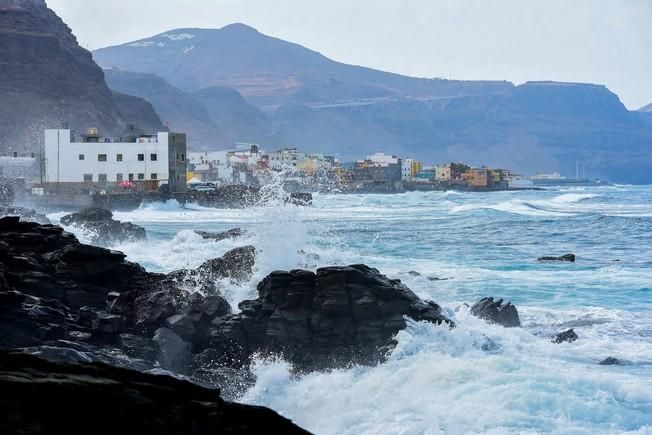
{"left": 0, "top": 126, "right": 598, "bottom": 208}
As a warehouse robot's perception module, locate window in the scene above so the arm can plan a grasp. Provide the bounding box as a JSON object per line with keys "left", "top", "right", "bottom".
{"left": 137, "top": 173, "right": 145, "bottom": 180}
{"left": 128, "top": 173, "right": 134, "bottom": 181}
{"left": 181, "top": 153, "right": 185, "bottom": 162}
{"left": 116, "top": 154, "right": 123, "bottom": 162}
{"left": 78, "top": 154, "right": 85, "bottom": 161}
{"left": 116, "top": 173, "right": 123, "bottom": 182}
{"left": 138, "top": 154, "right": 144, "bottom": 161}
{"left": 98, "top": 174, "right": 107, "bottom": 183}
{"left": 150, "top": 153, "right": 157, "bottom": 161}
{"left": 151, "top": 173, "right": 157, "bottom": 180}
{"left": 98, "top": 154, "right": 107, "bottom": 162}
{"left": 83, "top": 174, "right": 92, "bottom": 182}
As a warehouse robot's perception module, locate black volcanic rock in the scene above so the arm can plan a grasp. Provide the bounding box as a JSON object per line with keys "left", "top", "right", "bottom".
{"left": 0, "top": 0, "right": 163, "bottom": 153}
{"left": 195, "top": 227, "right": 243, "bottom": 241}
{"left": 553, "top": 328, "right": 579, "bottom": 344}
{"left": 0, "top": 351, "right": 309, "bottom": 434}
{"left": 470, "top": 297, "right": 521, "bottom": 327}
{"left": 209, "top": 265, "right": 453, "bottom": 370}
{"left": 0, "top": 218, "right": 250, "bottom": 369}
{"left": 60, "top": 207, "right": 146, "bottom": 246}
{"left": 538, "top": 254, "right": 576, "bottom": 262}
{"left": 599, "top": 357, "right": 623, "bottom": 366}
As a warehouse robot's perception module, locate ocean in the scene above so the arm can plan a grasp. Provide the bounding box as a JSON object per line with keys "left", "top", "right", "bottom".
{"left": 51, "top": 185, "right": 652, "bottom": 434}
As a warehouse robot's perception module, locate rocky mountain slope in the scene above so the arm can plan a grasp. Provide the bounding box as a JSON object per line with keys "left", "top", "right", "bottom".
{"left": 93, "top": 23, "right": 514, "bottom": 109}
{"left": 0, "top": 0, "right": 165, "bottom": 154}
{"left": 94, "top": 25, "right": 652, "bottom": 183}
{"left": 103, "top": 69, "right": 272, "bottom": 148}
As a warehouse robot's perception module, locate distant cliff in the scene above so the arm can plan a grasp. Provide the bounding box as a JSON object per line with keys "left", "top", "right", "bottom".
{"left": 0, "top": 0, "right": 164, "bottom": 153}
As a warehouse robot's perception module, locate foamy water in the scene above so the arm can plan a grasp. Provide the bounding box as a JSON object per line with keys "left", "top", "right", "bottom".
{"left": 49, "top": 185, "right": 652, "bottom": 433}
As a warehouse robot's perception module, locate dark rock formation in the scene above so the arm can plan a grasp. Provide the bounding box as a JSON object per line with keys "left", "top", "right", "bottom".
{"left": 0, "top": 217, "right": 251, "bottom": 381}
{"left": 209, "top": 265, "right": 453, "bottom": 370}
{"left": 0, "top": 206, "right": 50, "bottom": 224}
{"left": 60, "top": 207, "right": 146, "bottom": 245}
{"left": 538, "top": 254, "right": 576, "bottom": 262}
{"left": 470, "top": 297, "right": 521, "bottom": 327}
{"left": 0, "top": 0, "right": 164, "bottom": 154}
{"left": 0, "top": 351, "right": 310, "bottom": 434}
{"left": 195, "top": 227, "right": 243, "bottom": 241}
{"left": 553, "top": 328, "right": 578, "bottom": 344}
{"left": 599, "top": 357, "right": 623, "bottom": 366}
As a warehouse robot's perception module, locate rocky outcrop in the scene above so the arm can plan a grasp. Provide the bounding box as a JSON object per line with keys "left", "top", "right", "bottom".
{"left": 553, "top": 328, "right": 578, "bottom": 343}
{"left": 0, "top": 217, "right": 251, "bottom": 381}
{"left": 195, "top": 227, "right": 243, "bottom": 241}
{"left": 209, "top": 265, "right": 453, "bottom": 370}
{"left": 0, "top": 351, "right": 309, "bottom": 434}
{"left": 60, "top": 207, "right": 146, "bottom": 245}
{"left": 1, "top": 217, "right": 451, "bottom": 397}
{"left": 538, "top": 254, "right": 576, "bottom": 262}
{"left": 470, "top": 297, "right": 521, "bottom": 327}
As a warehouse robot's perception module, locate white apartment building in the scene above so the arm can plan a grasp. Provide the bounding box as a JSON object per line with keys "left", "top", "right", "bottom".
{"left": 44, "top": 129, "right": 187, "bottom": 192}
{"left": 402, "top": 158, "right": 415, "bottom": 181}
{"left": 367, "top": 152, "right": 399, "bottom": 167}
{"left": 268, "top": 148, "right": 306, "bottom": 170}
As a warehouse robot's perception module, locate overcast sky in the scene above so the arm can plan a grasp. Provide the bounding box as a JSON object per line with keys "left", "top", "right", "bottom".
{"left": 48, "top": 0, "right": 652, "bottom": 109}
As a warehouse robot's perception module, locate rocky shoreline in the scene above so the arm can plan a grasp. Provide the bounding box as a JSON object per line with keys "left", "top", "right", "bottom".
{"left": 0, "top": 213, "right": 455, "bottom": 432}
{"left": 0, "top": 208, "right": 615, "bottom": 433}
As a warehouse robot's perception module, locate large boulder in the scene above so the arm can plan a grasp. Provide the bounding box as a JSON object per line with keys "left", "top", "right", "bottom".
{"left": 0, "top": 351, "right": 309, "bottom": 434}
{"left": 209, "top": 264, "right": 453, "bottom": 370}
{"left": 60, "top": 207, "right": 146, "bottom": 246}
{"left": 470, "top": 297, "right": 521, "bottom": 327}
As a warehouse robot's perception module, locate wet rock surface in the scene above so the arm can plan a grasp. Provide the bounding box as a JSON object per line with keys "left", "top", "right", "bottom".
{"left": 210, "top": 265, "right": 453, "bottom": 370}
{"left": 553, "top": 328, "right": 579, "bottom": 343}
{"left": 60, "top": 207, "right": 146, "bottom": 245}
{"left": 0, "top": 351, "right": 309, "bottom": 434}
{"left": 195, "top": 227, "right": 243, "bottom": 241}
{"left": 471, "top": 297, "right": 521, "bottom": 327}
{"left": 538, "top": 253, "right": 576, "bottom": 262}
{"left": 0, "top": 217, "right": 249, "bottom": 388}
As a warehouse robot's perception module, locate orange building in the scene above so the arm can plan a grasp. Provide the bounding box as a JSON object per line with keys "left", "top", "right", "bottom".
{"left": 461, "top": 168, "right": 489, "bottom": 187}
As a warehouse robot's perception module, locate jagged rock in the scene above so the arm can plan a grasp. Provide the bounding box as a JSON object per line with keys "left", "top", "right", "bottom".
{"left": 209, "top": 264, "right": 453, "bottom": 370}
{"left": 553, "top": 328, "right": 578, "bottom": 343}
{"left": 0, "top": 219, "right": 243, "bottom": 375}
{"left": 0, "top": 351, "right": 309, "bottom": 434}
{"left": 165, "top": 245, "right": 256, "bottom": 293}
{"left": 195, "top": 227, "right": 243, "bottom": 241}
{"left": 599, "top": 356, "right": 622, "bottom": 365}
{"left": 538, "top": 253, "right": 576, "bottom": 262}
{"left": 60, "top": 207, "right": 146, "bottom": 246}
{"left": 470, "top": 297, "right": 521, "bottom": 327}
{"left": 408, "top": 270, "right": 421, "bottom": 276}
